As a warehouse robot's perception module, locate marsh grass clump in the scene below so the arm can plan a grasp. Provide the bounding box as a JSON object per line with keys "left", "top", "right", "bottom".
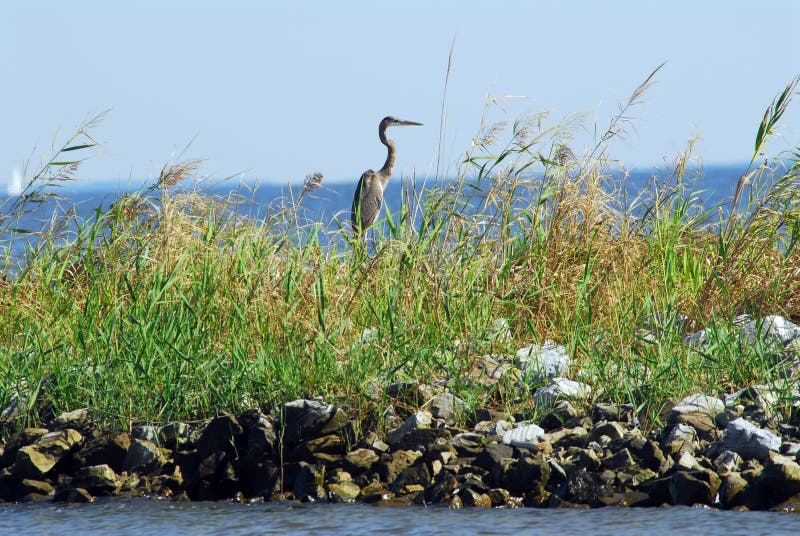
{"left": 1, "top": 70, "right": 799, "bottom": 435}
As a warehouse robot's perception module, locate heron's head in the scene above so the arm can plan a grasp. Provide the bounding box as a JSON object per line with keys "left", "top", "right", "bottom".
{"left": 381, "top": 116, "right": 423, "bottom": 129}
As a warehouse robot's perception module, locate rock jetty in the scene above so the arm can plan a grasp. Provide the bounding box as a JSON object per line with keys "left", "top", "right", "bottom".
{"left": 1, "top": 316, "right": 799, "bottom": 511}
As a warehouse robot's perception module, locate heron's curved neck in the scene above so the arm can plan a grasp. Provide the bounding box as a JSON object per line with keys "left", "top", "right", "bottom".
{"left": 378, "top": 129, "right": 395, "bottom": 186}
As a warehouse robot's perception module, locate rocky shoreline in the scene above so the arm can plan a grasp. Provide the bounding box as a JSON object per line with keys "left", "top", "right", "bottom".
{"left": 2, "top": 315, "right": 800, "bottom": 511}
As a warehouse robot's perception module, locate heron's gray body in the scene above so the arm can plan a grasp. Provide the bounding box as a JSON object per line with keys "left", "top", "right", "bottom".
{"left": 351, "top": 116, "right": 421, "bottom": 236}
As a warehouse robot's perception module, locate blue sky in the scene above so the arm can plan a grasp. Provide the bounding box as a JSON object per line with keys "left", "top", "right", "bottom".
{"left": 4, "top": 0, "right": 800, "bottom": 188}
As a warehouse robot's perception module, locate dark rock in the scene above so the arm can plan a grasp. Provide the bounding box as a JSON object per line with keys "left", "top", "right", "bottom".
{"left": 196, "top": 451, "right": 225, "bottom": 481}
{"left": 73, "top": 432, "right": 130, "bottom": 472}
{"left": 149, "top": 466, "right": 184, "bottom": 498}
{"left": 474, "top": 407, "right": 509, "bottom": 424}
{"left": 596, "top": 490, "right": 651, "bottom": 507}
{"left": 18, "top": 479, "right": 54, "bottom": 497}
{"left": 289, "top": 433, "right": 345, "bottom": 463}
{"left": 375, "top": 450, "right": 422, "bottom": 483}
{"left": 548, "top": 427, "right": 588, "bottom": 449}
{"left": 73, "top": 464, "right": 118, "bottom": 495}
{"left": 53, "top": 408, "right": 92, "bottom": 432}
{"left": 359, "top": 480, "right": 391, "bottom": 503}
{"left": 669, "top": 470, "right": 720, "bottom": 506}
{"left": 673, "top": 412, "right": 720, "bottom": 442}
{"left": 243, "top": 414, "right": 277, "bottom": 462}
{"left": 282, "top": 399, "right": 349, "bottom": 445}
{"left": 556, "top": 468, "right": 604, "bottom": 505}
{"left": 390, "top": 462, "right": 431, "bottom": 494}
{"left": 192, "top": 453, "right": 241, "bottom": 500}
{"left": 395, "top": 428, "right": 452, "bottom": 453}
{"left": 449, "top": 433, "right": 484, "bottom": 457}
{"left": 386, "top": 381, "right": 427, "bottom": 405}
{"left": 293, "top": 462, "right": 325, "bottom": 502}
{"left": 715, "top": 409, "right": 737, "bottom": 429}
{"left": 460, "top": 487, "right": 492, "bottom": 507}
{"left": 718, "top": 472, "right": 748, "bottom": 508}
{"left": 196, "top": 415, "right": 244, "bottom": 458}
{"left": 638, "top": 475, "right": 672, "bottom": 506}
{"left": 11, "top": 429, "right": 83, "bottom": 479}
{"left": 0, "top": 428, "right": 48, "bottom": 467}
{"left": 574, "top": 448, "right": 601, "bottom": 472}
{"left": 67, "top": 487, "right": 94, "bottom": 503}
{"left": 591, "top": 403, "right": 635, "bottom": 424}
{"left": 245, "top": 460, "right": 279, "bottom": 499}
{"left": 744, "top": 454, "right": 800, "bottom": 508}
{"left": 627, "top": 436, "right": 670, "bottom": 474}
{"left": 539, "top": 401, "right": 579, "bottom": 432}
{"left": 123, "top": 439, "right": 165, "bottom": 475}
{"left": 345, "top": 448, "right": 379, "bottom": 474}
{"left": 502, "top": 454, "right": 550, "bottom": 494}
{"left": 588, "top": 421, "right": 626, "bottom": 443}
{"left": 473, "top": 443, "right": 514, "bottom": 475}
{"left": 458, "top": 471, "right": 490, "bottom": 494}
{"left": 601, "top": 448, "right": 634, "bottom": 470}
{"left": 386, "top": 411, "right": 433, "bottom": 445}
{"left": 159, "top": 422, "right": 192, "bottom": 450}
{"left": 661, "top": 423, "right": 697, "bottom": 455}
{"left": 424, "top": 470, "right": 459, "bottom": 503}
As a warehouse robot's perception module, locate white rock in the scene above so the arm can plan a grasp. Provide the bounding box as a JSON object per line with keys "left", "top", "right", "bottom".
{"left": 670, "top": 393, "right": 725, "bottom": 416}
{"left": 684, "top": 329, "right": 710, "bottom": 347}
{"left": 360, "top": 326, "right": 379, "bottom": 343}
{"left": 721, "top": 417, "right": 781, "bottom": 460}
{"left": 665, "top": 423, "right": 696, "bottom": 443}
{"left": 502, "top": 423, "right": 546, "bottom": 450}
{"left": 533, "top": 377, "right": 591, "bottom": 409}
{"left": 488, "top": 318, "right": 512, "bottom": 344}
{"left": 740, "top": 315, "right": 800, "bottom": 345}
{"left": 516, "top": 341, "right": 571, "bottom": 383}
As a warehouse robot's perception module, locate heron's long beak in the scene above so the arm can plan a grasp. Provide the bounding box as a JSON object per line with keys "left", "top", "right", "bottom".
{"left": 393, "top": 119, "right": 423, "bottom": 127}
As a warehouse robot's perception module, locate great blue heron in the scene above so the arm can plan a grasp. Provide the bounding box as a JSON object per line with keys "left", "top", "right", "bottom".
{"left": 351, "top": 116, "right": 422, "bottom": 236}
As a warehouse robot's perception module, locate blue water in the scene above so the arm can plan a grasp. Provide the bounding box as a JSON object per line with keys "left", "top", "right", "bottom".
{"left": 0, "top": 499, "right": 797, "bottom": 535}
{"left": 0, "top": 164, "right": 748, "bottom": 266}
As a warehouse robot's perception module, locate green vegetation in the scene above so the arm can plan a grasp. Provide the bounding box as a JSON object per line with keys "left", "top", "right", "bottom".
{"left": 2, "top": 69, "right": 799, "bottom": 434}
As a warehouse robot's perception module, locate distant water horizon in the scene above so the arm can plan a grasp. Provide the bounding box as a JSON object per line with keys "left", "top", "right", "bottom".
{"left": 13, "top": 162, "right": 750, "bottom": 193}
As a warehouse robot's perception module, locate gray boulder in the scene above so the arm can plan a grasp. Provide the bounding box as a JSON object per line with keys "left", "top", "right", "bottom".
{"left": 428, "top": 393, "right": 466, "bottom": 422}
{"left": 721, "top": 417, "right": 780, "bottom": 460}
{"left": 668, "top": 393, "right": 725, "bottom": 418}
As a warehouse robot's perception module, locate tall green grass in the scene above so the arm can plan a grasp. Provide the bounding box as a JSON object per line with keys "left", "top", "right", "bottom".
{"left": 1, "top": 70, "right": 799, "bottom": 435}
